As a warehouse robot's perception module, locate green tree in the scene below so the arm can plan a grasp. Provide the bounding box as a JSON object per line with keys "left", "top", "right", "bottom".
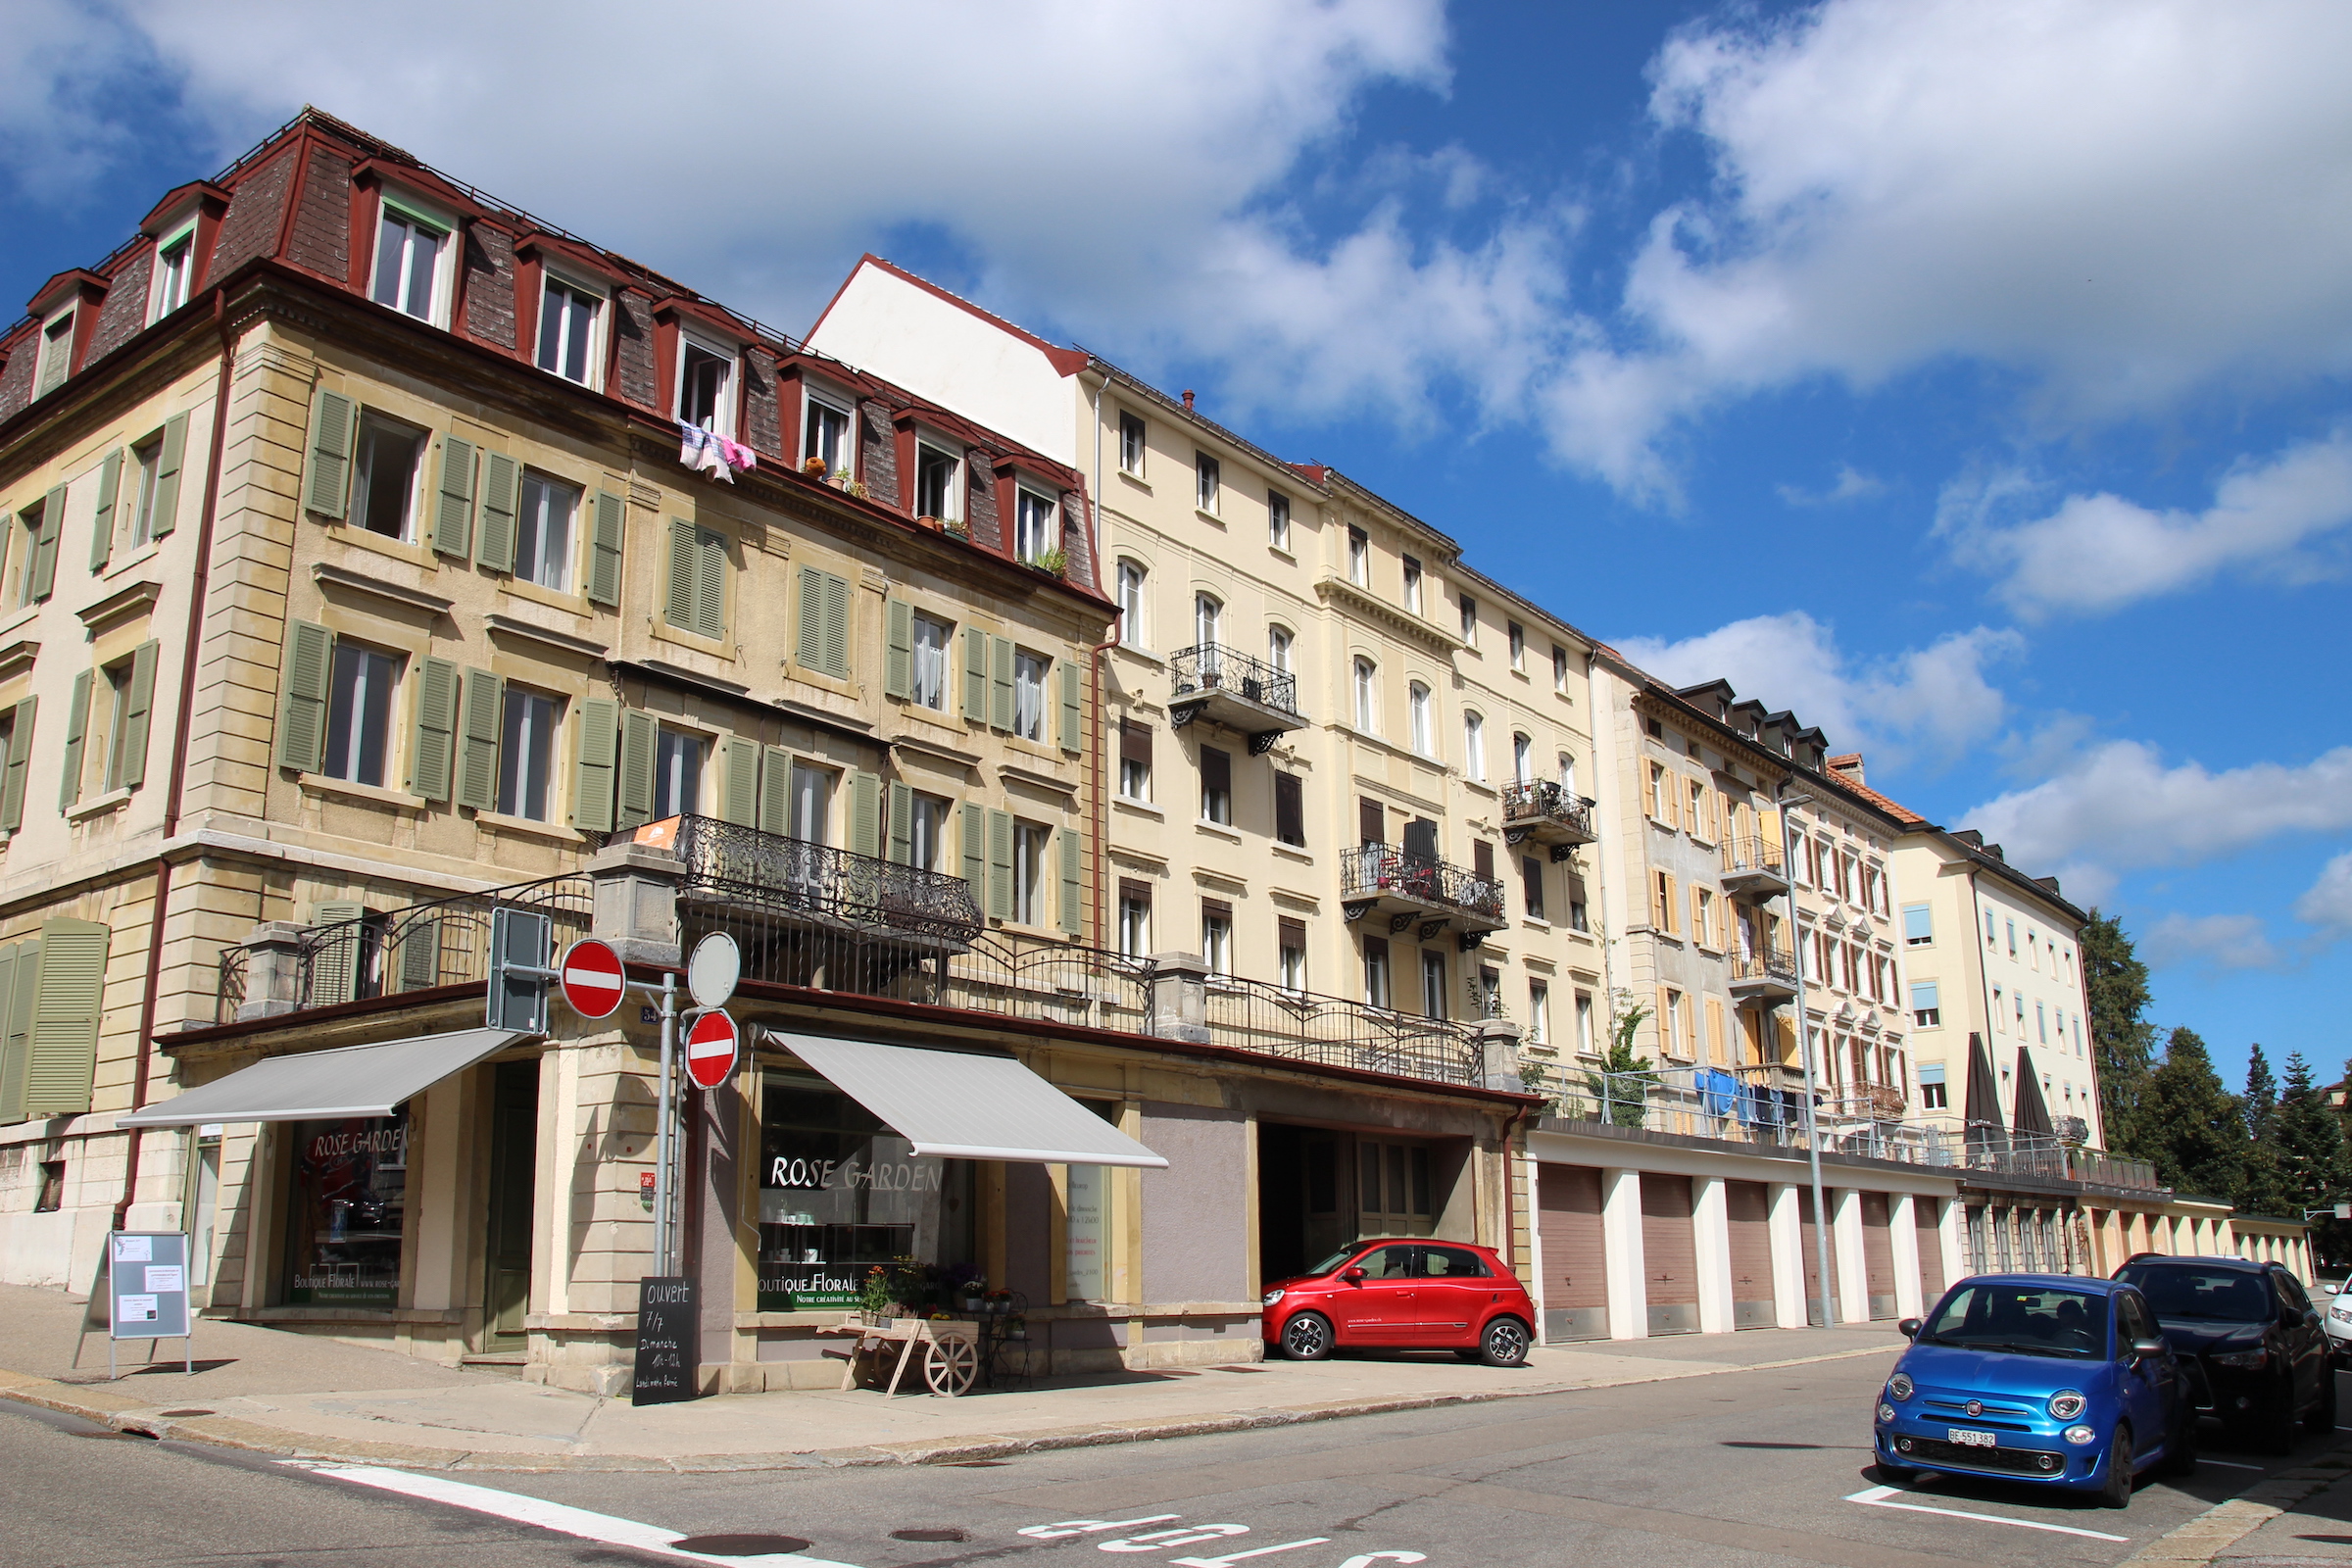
{"left": 2140, "top": 1027, "right": 2248, "bottom": 1201}
{"left": 2082, "top": 910, "right": 2158, "bottom": 1158}
{"left": 2273, "top": 1053, "right": 2351, "bottom": 1232}
{"left": 2244, "top": 1044, "right": 2278, "bottom": 1140}
{"left": 1578, "top": 999, "right": 1656, "bottom": 1129}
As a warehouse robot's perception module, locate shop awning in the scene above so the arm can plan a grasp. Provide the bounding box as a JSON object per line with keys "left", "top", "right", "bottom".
{"left": 118, "top": 1028, "right": 531, "bottom": 1128}
{"left": 766, "top": 1029, "right": 1168, "bottom": 1168}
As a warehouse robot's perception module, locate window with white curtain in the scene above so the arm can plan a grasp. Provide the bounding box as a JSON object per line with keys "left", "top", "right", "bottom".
{"left": 1463, "top": 712, "right": 1486, "bottom": 781}
{"left": 1408, "top": 683, "right": 1433, "bottom": 756}
{"left": 1352, "top": 659, "right": 1377, "bottom": 731}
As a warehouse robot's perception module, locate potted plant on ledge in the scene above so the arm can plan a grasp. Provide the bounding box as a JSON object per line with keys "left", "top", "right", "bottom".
{"left": 1028, "top": 547, "right": 1068, "bottom": 579}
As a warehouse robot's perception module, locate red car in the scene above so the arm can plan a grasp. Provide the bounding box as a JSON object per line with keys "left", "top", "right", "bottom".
{"left": 1261, "top": 1238, "right": 1536, "bottom": 1365}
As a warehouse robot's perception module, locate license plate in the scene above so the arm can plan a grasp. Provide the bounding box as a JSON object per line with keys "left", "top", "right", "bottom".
{"left": 1946, "top": 1427, "right": 1997, "bottom": 1447}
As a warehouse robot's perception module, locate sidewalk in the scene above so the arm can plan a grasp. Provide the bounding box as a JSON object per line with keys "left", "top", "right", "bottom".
{"left": 0, "top": 1284, "right": 1903, "bottom": 1473}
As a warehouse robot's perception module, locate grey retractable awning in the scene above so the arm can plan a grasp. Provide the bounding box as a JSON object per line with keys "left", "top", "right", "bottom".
{"left": 768, "top": 1029, "right": 1167, "bottom": 1169}
{"left": 118, "top": 1028, "right": 531, "bottom": 1128}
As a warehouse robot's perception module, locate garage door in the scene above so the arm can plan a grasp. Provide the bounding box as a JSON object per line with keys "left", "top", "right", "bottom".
{"left": 1536, "top": 1164, "right": 1607, "bottom": 1342}
{"left": 1725, "top": 1180, "right": 1774, "bottom": 1328}
{"left": 1860, "top": 1192, "right": 1896, "bottom": 1318}
{"left": 1915, "top": 1196, "right": 1945, "bottom": 1300}
{"left": 1641, "top": 1173, "right": 1698, "bottom": 1335}
{"left": 1797, "top": 1189, "right": 1827, "bottom": 1325}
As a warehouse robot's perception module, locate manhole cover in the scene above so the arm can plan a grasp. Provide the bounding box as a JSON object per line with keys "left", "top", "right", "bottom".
{"left": 892, "top": 1528, "right": 969, "bottom": 1543}
{"left": 158, "top": 1409, "right": 214, "bottom": 1418}
{"left": 670, "top": 1536, "right": 812, "bottom": 1556}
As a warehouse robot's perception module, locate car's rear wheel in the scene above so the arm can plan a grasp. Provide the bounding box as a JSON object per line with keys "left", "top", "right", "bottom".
{"left": 1480, "top": 1316, "right": 1531, "bottom": 1367}
{"left": 1280, "top": 1311, "right": 1333, "bottom": 1361}
{"left": 2101, "top": 1427, "right": 2134, "bottom": 1509}
{"left": 2304, "top": 1365, "right": 2338, "bottom": 1435}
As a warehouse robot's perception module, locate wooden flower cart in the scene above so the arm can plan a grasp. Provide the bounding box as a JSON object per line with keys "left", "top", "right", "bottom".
{"left": 819, "top": 1318, "right": 982, "bottom": 1396}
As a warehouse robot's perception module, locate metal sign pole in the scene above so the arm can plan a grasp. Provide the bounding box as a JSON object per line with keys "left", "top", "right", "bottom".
{"left": 654, "top": 971, "right": 677, "bottom": 1278}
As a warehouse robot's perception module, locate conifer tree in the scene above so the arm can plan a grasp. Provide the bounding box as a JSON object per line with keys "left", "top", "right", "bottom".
{"left": 2140, "top": 1027, "right": 2247, "bottom": 1202}
{"left": 2082, "top": 911, "right": 2157, "bottom": 1158}
{"left": 2273, "top": 1053, "right": 2350, "bottom": 1246}
{"left": 2244, "top": 1044, "right": 2278, "bottom": 1140}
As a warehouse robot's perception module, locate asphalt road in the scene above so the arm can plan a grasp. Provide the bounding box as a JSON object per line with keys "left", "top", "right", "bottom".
{"left": 4, "top": 1351, "right": 2343, "bottom": 1568}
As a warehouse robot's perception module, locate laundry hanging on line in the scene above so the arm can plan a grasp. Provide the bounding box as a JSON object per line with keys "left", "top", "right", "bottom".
{"left": 679, "top": 421, "right": 758, "bottom": 482}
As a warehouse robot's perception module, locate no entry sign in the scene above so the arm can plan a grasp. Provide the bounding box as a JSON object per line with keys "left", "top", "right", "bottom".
{"left": 559, "top": 939, "right": 626, "bottom": 1019}
{"left": 684, "top": 1009, "right": 739, "bottom": 1090}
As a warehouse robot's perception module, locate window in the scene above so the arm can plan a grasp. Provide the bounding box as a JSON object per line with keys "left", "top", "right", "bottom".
{"left": 1463, "top": 712, "right": 1486, "bottom": 782}
{"left": 1552, "top": 643, "right": 1569, "bottom": 693}
{"left": 913, "top": 440, "right": 959, "bottom": 520}
{"left": 323, "top": 643, "right": 400, "bottom": 787}
{"left": 1458, "top": 593, "right": 1477, "bottom": 644}
{"left": 1521, "top": 857, "right": 1545, "bottom": 921}
{"left": 1201, "top": 901, "right": 1233, "bottom": 975}
{"left": 1117, "top": 879, "right": 1152, "bottom": 956}
{"left": 1012, "top": 652, "right": 1049, "bottom": 741}
{"left": 1363, "top": 936, "right": 1392, "bottom": 1008}
{"left": 1527, "top": 980, "right": 1550, "bottom": 1045}
{"left": 1569, "top": 896, "right": 1589, "bottom": 933}
{"left": 1014, "top": 489, "right": 1057, "bottom": 564}
{"left": 350, "top": 412, "right": 426, "bottom": 540}
{"left": 1268, "top": 491, "right": 1291, "bottom": 551}
{"left": 1575, "top": 991, "right": 1595, "bottom": 1055}
{"left": 1401, "top": 556, "right": 1423, "bottom": 612}
{"left": 1195, "top": 452, "right": 1220, "bottom": 513}
{"left": 1902, "top": 904, "right": 1934, "bottom": 947}
{"left": 33, "top": 310, "right": 75, "bottom": 397}
{"left": 1663, "top": 989, "right": 1687, "bottom": 1057}
{"left": 1991, "top": 984, "right": 2005, "bottom": 1031}
{"left": 496, "top": 687, "right": 561, "bottom": 821}
{"left": 1012, "top": 819, "right": 1051, "bottom": 925}
{"left": 788, "top": 761, "right": 831, "bottom": 843}
{"left": 1118, "top": 411, "right": 1146, "bottom": 474}
{"left": 1512, "top": 732, "right": 1533, "bottom": 785}
{"left": 677, "top": 338, "right": 733, "bottom": 435}
{"left": 2036, "top": 1001, "right": 2048, "bottom": 1043}
{"left": 910, "top": 613, "right": 950, "bottom": 710}
{"left": 2015, "top": 990, "right": 2027, "bottom": 1032}
{"left": 1985, "top": 907, "right": 1998, "bottom": 946}
{"left": 1194, "top": 593, "right": 1222, "bottom": 649}
{"left": 92, "top": 659, "right": 136, "bottom": 794}
{"left": 1693, "top": 887, "right": 1715, "bottom": 947}
{"left": 1116, "top": 561, "right": 1147, "bottom": 645}
{"left": 1348, "top": 525, "right": 1369, "bottom": 586}
{"left": 1279, "top": 918, "right": 1307, "bottom": 992}
{"left": 2006, "top": 918, "right": 2018, "bottom": 956}
{"left": 1420, "top": 950, "right": 1446, "bottom": 1019}
{"left": 514, "top": 472, "right": 577, "bottom": 591}
{"left": 2028, "top": 927, "right": 2038, "bottom": 968}
{"left": 1407, "top": 683, "right": 1433, "bottom": 756}
{"left": 1352, "top": 659, "right": 1377, "bottom": 731}
{"left": 1507, "top": 621, "right": 1525, "bottom": 670}
{"left": 803, "top": 393, "right": 853, "bottom": 476}
{"left": 1200, "top": 745, "right": 1232, "bottom": 825}
{"left": 1911, "top": 982, "right": 1940, "bottom": 1028}
{"left": 653, "top": 727, "right": 703, "bottom": 818}
{"left": 908, "top": 792, "right": 952, "bottom": 871}
{"left": 1118, "top": 717, "right": 1152, "bottom": 801}
{"left": 1274, "top": 770, "right": 1304, "bottom": 847}
{"left": 152, "top": 228, "right": 195, "bottom": 322}
{"left": 536, "top": 277, "right": 601, "bottom": 386}
{"left": 1556, "top": 752, "right": 1577, "bottom": 796}
{"left": 667, "top": 522, "right": 728, "bottom": 638}
{"left": 370, "top": 203, "right": 447, "bottom": 322}
{"left": 1688, "top": 780, "right": 1707, "bottom": 837}
{"left": 128, "top": 432, "right": 165, "bottom": 549}
{"left": 1267, "top": 624, "right": 1293, "bottom": 674}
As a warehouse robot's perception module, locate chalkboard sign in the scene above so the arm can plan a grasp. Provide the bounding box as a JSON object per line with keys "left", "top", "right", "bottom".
{"left": 631, "top": 1275, "right": 700, "bottom": 1406}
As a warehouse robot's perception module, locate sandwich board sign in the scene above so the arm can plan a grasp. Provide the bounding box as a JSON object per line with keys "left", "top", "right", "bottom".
{"left": 631, "top": 1275, "right": 700, "bottom": 1406}
{"left": 87, "top": 1232, "right": 193, "bottom": 1378}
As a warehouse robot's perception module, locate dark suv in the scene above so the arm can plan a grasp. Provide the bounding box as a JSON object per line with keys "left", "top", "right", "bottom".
{"left": 2112, "top": 1255, "right": 2332, "bottom": 1453}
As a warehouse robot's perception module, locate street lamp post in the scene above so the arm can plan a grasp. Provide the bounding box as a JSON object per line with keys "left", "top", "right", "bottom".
{"left": 1778, "top": 788, "right": 1839, "bottom": 1329}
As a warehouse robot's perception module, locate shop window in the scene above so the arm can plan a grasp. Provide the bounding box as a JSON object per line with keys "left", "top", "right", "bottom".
{"left": 756, "top": 1069, "right": 975, "bottom": 1311}
{"left": 285, "top": 1112, "right": 409, "bottom": 1304}
{"left": 1064, "top": 1099, "right": 1121, "bottom": 1302}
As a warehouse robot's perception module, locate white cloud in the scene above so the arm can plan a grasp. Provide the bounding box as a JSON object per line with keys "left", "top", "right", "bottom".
{"left": 1962, "top": 742, "right": 2352, "bottom": 901}
{"left": 2142, "top": 912, "right": 2283, "bottom": 974}
{"left": 1614, "top": 612, "right": 2019, "bottom": 770}
{"left": 2295, "top": 851, "right": 2352, "bottom": 935}
{"left": 1777, "top": 465, "right": 1886, "bottom": 508}
{"left": 1942, "top": 430, "right": 2352, "bottom": 617}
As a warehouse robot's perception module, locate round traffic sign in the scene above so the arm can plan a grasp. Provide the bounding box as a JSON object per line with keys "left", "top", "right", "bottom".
{"left": 687, "top": 932, "right": 740, "bottom": 1010}
{"left": 683, "top": 1009, "right": 739, "bottom": 1090}
{"left": 559, "top": 939, "right": 626, "bottom": 1020}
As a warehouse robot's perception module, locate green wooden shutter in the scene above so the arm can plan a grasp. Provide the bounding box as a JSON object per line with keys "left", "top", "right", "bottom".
{"left": 29, "top": 485, "right": 65, "bottom": 602}
{"left": 990, "top": 636, "right": 1014, "bottom": 731}
{"left": 666, "top": 518, "right": 697, "bottom": 631}
{"left": 569, "top": 697, "right": 617, "bottom": 831}
{"left": 1058, "top": 824, "right": 1083, "bottom": 934}
{"left": 57, "top": 669, "right": 90, "bottom": 810}
{"left": 118, "top": 640, "right": 158, "bottom": 789}
{"left": 0, "top": 939, "right": 35, "bottom": 1125}
{"left": 396, "top": 917, "right": 441, "bottom": 992}
{"left": 23, "top": 918, "right": 109, "bottom": 1117}
{"left": 305, "top": 389, "right": 357, "bottom": 518}
{"left": 91, "top": 449, "right": 122, "bottom": 570}
{"left": 961, "top": 626, "right": 989, "bottom": 721}
{"left": 960, "top": 802, "right": 984, "bottom": 890}
{"left": 409, "top": 656, "right": 458, "bottom": 802}
{"left": 718, "top": 736, "right": 758, "bottom": 827}
{"left": 0, "top": 945, "right": 22, "bottom": 1125}
{"left": 987, "top": 808, "right": 1013, "bottom": 920}
{"left": 276, "top": 619, "right": 334, "bottom": 773}
{"left": 695, "top": 527, "right": 727, "bottom": 641}
{"left": 615, "top": 709, "right": 656, "bottom": 830}
{"left": 795, "top": 567, "right": 824, "bottom": 669}
{"left": 149, "top": 413, "right": 188, "bottom": 540}
{"left": 0, "top": 698, "right": 34, "bottom": 831}
{"left": 432, "top": 435, "right": 476, "bottom": 559}
{"left": 884, "top": 598, "right": 912, "bottom": 699}
{"left": 849, "top": 769, "right": 881, "bottom": 858}
{"left": 822, "top": 571, "right": 849, "bottom": 677}
{"left": 476, "top": 452, "right": 518, "bottom": 571}
{"left": 587, "top": 490, "right": 624, "bottom": 607}
{"left": 456, "top": 667, "right": 504, "bottom": 810}
{"left": 758, "top": 746, "right": 792, "bottom": 836}
{"left": 308, "top": 900, "right": 368, "bottom": 1006}
{"left": 1058, "top": 659, "right": 1082, "bottom": 755}
{"left": 887, "top": 780, "right": 912, "bottom": 864}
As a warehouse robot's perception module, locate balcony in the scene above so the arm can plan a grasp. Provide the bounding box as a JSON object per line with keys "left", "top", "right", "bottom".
{"left": 1500, "top": 780, "right": 1597, "bottom": 859}
{"left": 1341, "top": 844, "right": 1508, "bottom": 944}
{"left": 673, "top": 814, "right": 982, "bottom": 945}
{"left": 1719, "top": 835, "right": 1790, "bottom": 900}
{"left": 1727, "top": 945, "right": 1799, "bottom": 1003}
{"left": 1169, "top": 644, "right": 1307, "bottom": 755}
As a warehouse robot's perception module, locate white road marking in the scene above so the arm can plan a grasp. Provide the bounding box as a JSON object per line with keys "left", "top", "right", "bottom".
{"left": 2201, "top": 1458, "right": 2265, "bottom": 1470}
{"left": 281, "top": 1462, "right": 864, "bottom": 1567}
{"left": 1844, "top": 1484, "right": 2129, "bottom": 1543}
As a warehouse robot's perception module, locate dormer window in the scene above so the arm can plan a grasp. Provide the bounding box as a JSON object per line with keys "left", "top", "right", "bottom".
{"left": 536, "top": 274, "right": 604, "bottom": 387}
{"left": 676, "top": 333, "right": 735, "bottom": 436}
{"left": 370, "top": 197, "right": 451, "bottom": 324}
{"left": 914, "top": 435, "right": 960, "bottom": 520}
{"left": 803, "top": 387, "right": 854, "bottom": 476}
{"left": 32, "top": 309, "right": 75, "bottom": 397}
{"left": 1014, "top": 487, "right": 1058, "bottom": 564}
{"left": 150, "top": 223, "right": 196, "bottom": 323}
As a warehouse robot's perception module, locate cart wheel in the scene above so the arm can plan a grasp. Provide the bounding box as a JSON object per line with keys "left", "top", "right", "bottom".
{"left": 925, "top": 1336, "right": 978, "bottom": 1396}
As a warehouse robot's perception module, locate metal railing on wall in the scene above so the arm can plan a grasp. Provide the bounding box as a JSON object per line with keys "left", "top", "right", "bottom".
{"left": 1341, "top": 845, "right": 1507, "bottom": 923}
{"left": 1170, "top": 643, "right": 1300, "bottom": 717}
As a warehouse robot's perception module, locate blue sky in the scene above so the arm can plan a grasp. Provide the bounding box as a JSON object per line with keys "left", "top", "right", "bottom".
{"left": 7, "top": 0, "right": 2348, "bottom": 1095}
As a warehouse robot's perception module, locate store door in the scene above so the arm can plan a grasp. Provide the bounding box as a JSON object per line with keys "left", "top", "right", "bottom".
{"left": 1641, "top": 1174, "right": 1699, "bottom": 1335}
{"left": 1537, "top": 1164, "right": 1607, "bottom": 1341}
{"left": 483, "top": 1058, "right": 539, "bottom": 1346}
{"left": 1725, "top": 1180, "right": 1774, "bottom": 1328}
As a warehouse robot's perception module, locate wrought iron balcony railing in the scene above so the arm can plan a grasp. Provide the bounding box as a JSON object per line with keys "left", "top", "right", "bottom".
{"left": 1721, "top": 835, "right": 1787, "bottom": 877}
{"left": 672, "top": 814, "right": 982, "bottom": 942}
{"left": 1341, "top": 845, "right": 1507, "bottom": 925}
{"left": 1729, "top": 945, "right": 1799, "bottom": 987}
{"left": 1170, "top": 643, "right": 1300, "bottom": 719}
{"left": 1500, "top": 780, "right": 1596, "bottom": 844}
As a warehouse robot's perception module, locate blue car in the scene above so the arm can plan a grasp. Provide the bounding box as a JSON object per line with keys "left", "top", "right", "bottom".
{"left": 1875, "top": 1273, "right": 2196, "bottom": 1508}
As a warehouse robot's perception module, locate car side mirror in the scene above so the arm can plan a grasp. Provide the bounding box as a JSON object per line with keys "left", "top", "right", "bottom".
{"left": 1897, "top": 1318, "right": 1922, "bottom": 1339}
{"left": 2132, "top": 1337, "right": 2166, "bottom": 1359}
{"left": 1342, "top": 1267, "right": 1367, "bottom": 1284}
